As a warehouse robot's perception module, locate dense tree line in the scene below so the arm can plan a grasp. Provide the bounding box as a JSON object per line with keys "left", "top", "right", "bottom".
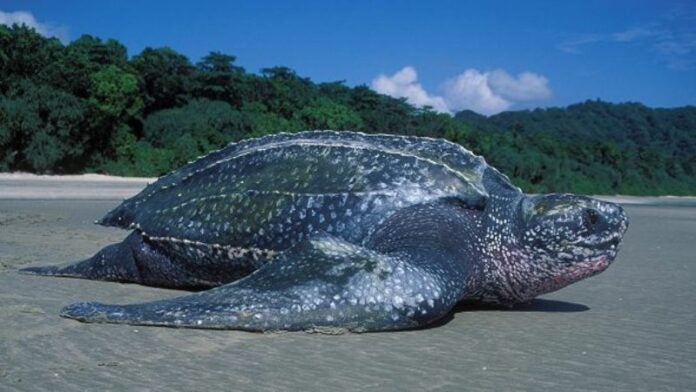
{"left": 1, "top": 24, "right": 694, "bottom": 195}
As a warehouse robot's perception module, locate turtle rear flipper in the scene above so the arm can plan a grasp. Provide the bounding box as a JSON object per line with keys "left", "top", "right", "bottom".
{"left": 60, "top": 234, "right": 461, "bottom": 332}
{"left": 20, "top": 231, "right": 145, "bottom": 282}
{"left": 20, "top": 231, "right": 212, "bottom": 289}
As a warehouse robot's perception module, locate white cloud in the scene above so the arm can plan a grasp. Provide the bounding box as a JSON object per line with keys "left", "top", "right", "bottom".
{"left": 371, "top": 66, "right": 552, "bottom": 116}
{"left": 371, "top": 66, "right": 450, "bottom": 113}
{"left": 0, "top": 10, "right": 69, "bottom": 42}
{"left": 558, "top": 8, "right": 696, "bottom": 70}
{"left": 557, "top": 34, "right": 605, "bottom": 54}
{"left": 442, "top": 69, "right": 511, "bottom": 115}
{"left": 487, "top": 70, "right": 552, "bottom": 101}
{"left": 612, "top": 27, "right": 656, "bottom": 42}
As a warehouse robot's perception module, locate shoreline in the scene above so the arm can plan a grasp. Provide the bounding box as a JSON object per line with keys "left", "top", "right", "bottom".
{"left": 1, "top": 173, "right": 695, "bottom": 205}
{"left": 0, "top": 173, "right": 153, "bottom": 200}
{"left": 0, "top": 172, "right": 156, "bottom": 183}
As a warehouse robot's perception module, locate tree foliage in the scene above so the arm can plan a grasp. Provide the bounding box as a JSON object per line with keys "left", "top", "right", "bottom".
{"left": 130, "top": 47, "right": 194, "bottom": 114}
{"left": 89, "top": 65, "right": 143, "bottom": 118}
{"left": 0, "top": 23, "right": 695, "bottom": 195}
{"left": 0, "top": 80, "right": 88, "bottom": 172}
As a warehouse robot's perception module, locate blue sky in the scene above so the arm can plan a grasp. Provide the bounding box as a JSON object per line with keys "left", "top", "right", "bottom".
{"left": 1, "top": 0, "right": 694, "bottom": 114}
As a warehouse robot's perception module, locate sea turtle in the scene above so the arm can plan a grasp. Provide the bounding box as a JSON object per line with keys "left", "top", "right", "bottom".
{"left": 22, "top": 130, "right": 629, "bottom": 332}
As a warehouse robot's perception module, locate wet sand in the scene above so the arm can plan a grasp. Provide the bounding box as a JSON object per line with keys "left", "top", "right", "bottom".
{"left": 0, "top": 178, "right": 694, "bottom": 391}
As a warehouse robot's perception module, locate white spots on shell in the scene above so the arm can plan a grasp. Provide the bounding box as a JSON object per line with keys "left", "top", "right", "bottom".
{"left": 124, "top": 130, "right": 495, "bottom": 267}
{"left": 393, "top": 295, "right": 404, "bottom": 308}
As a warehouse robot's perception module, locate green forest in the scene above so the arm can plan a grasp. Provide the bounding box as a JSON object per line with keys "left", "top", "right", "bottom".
{"left": 1, "top": 25, "right": 695, "bottom": 195}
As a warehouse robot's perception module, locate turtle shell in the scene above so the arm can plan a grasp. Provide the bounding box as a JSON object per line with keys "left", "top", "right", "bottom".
{"left": 101, "top": 131, "right": 516, "bottom": 257}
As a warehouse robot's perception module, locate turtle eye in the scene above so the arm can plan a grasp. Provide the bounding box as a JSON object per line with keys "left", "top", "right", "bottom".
{"left": 583, "top": 208, "right": 600, "bottom": 230}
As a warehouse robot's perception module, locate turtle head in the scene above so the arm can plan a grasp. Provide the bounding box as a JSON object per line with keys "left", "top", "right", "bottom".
{"left": 510, "top": 194, "right": 629, "bottom": 302}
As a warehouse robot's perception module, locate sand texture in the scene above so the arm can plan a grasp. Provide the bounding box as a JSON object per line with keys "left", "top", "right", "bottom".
{"left": 0, "top": 177, "right": 694, "bottom": 391}
{"left": 0, "top": 174, "right": 153, "bottom": 200}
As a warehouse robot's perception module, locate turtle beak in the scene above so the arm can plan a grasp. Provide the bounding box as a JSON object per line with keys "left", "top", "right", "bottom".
{"left": 618, "top": 205, "right": 629, "bottom": 234}
{"left": 585, "top": 199, "right": 628, "bottom": 255}
{"left": 613, "top": 204, "right": 629, "bottom": 249}
{"left": 600, "top": 200, "right": 628, "bottom": 237}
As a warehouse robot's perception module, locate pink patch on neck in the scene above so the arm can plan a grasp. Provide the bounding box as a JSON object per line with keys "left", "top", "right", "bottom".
{"left": 556, "top": 256, "right": 610, "bottom": 287}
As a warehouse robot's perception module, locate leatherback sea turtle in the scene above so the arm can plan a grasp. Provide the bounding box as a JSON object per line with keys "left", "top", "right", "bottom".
{"left": 22, "top": 130, "right": 628, "bottom": 332}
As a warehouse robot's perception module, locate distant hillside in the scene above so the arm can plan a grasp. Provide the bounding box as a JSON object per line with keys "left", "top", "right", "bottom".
{"left": 456, "top": 101, "right": 696, "bottom": 154}
{"left": 453, "top": 102, "right": 696, "bottom": 194}
{"left": 1, "top": 24, "right": 695, "bottom": 195}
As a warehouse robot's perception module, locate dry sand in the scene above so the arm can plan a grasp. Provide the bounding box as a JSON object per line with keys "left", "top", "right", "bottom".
{"left": 0, "top": 176, "right": 695, "bottom": 391}
{"left": 0, "top": 173, "right": 153, "bottom": 200}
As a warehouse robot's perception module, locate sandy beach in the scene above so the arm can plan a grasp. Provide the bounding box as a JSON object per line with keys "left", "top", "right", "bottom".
{"left": 0, "top": 175, "right": 694, "bottom": 391}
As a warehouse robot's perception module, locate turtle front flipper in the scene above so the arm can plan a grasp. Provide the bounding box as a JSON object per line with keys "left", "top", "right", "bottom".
{"left": 60, "top": 234, "right": 462, "bottom": 332}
